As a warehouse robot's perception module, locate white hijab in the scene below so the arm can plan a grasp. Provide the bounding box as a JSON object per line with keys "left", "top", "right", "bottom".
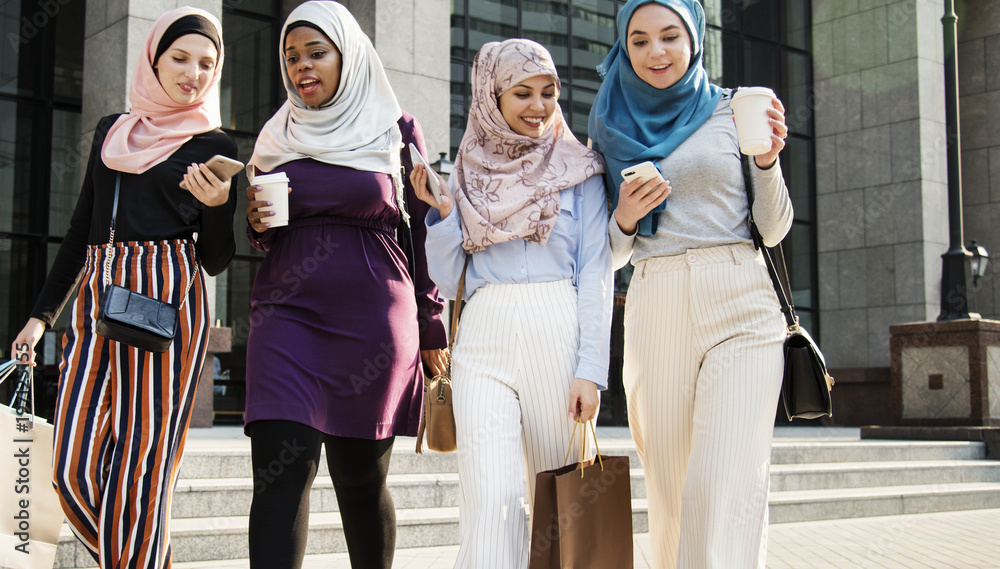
{"left": 248, "top": 1, "right": 402, "bottom": 182}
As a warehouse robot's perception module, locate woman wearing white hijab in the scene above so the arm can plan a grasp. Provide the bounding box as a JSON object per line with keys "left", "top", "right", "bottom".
{"left": 243, "top": 2, "right": 446, "bottom": 568}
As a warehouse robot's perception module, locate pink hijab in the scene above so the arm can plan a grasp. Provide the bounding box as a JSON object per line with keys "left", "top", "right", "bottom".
{"left": 101, "top": 7, "right": 224, "bottom": 174}
{"left": 453, "top": 39, "right": 604, "bottom": 253}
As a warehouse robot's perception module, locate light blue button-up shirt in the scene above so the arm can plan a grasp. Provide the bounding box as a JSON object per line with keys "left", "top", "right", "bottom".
{"left": 424, "top": 174, "right": 613, "bottom": 388}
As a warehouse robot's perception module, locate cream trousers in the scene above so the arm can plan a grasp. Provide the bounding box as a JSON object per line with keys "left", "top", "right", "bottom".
{"left": 624, "top": 243, "right": 785, "bottom": 569}
{"left": 451, "top": 280, "right": 586, "bottom": 569}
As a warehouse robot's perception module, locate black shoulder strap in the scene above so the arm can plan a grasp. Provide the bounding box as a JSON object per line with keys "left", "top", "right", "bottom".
{"left": 741, "top": 154, "right": 797, "bottom": 328}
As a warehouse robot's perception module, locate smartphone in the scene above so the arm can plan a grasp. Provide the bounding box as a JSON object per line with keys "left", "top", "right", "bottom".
{"left": 180, "top": 155, "right": 245, "bottom": 190}
{"left": 408, "top": 142, "right": 444, "bottom": 205}
{"left": 620, "top": 161, "right": 665, "bottom": 185}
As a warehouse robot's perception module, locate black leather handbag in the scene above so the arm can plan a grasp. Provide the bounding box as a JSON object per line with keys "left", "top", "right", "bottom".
{"left": 742, "top": 155, "right": 834, "bottom": 420}
{"left": 95, "top": 173, "right": 190, "bottom": 353}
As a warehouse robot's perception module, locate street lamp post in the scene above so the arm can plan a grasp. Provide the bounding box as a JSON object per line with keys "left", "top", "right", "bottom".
{"left": 938, "top": 0, "right": 978, "bottom": 321}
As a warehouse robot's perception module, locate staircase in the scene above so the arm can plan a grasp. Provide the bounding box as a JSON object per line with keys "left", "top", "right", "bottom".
{"left": 54, "top": 430, "right": 1000, "bottom": 568}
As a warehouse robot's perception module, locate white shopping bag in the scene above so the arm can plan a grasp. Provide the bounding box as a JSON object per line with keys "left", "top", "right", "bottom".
{"left": 0, "top": 361, "right": 63, "bottom": 569}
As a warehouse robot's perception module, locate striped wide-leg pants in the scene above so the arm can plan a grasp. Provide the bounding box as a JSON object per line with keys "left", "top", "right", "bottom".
{"left": 623, "top": 243, "right": 785, "bottom": 569}
{"left": 451, "top": 280, "right": 587, "bottom": 569}
{"left": 52, "top": 240, "right": 210, "bottom": 569}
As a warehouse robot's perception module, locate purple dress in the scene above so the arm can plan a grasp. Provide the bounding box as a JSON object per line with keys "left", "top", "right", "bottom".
{"left": 244, "top": 155, "right": 444, "bottom": 439}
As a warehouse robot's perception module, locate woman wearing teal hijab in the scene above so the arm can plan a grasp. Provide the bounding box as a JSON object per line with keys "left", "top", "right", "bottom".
{"left": 589, "top": 1, "right": 793, "bottom": 567}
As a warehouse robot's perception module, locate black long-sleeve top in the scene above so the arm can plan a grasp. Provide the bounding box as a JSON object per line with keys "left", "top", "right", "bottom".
{"left": 30, "top": 113, "right": 239, "bottom": 327}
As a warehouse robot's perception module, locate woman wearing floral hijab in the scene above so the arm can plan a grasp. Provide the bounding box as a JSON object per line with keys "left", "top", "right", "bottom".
{"left": 243, "top": 2, "right": 446, "bottom": 568}
{"left": 410, "top": 38, "right": 612, "bottom": 568}
{"left": 11, "top": 7, "right": 237, "bottom": 568}
{"left": 588, "top": 0, "right": 794, "bottom": 566}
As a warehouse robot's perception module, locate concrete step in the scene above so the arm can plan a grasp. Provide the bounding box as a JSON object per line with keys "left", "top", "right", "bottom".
{"left": 769, "top": 482, "right": 1000, "bottom": 523}
{"left": 770, "top": 459, "right": 1000, "bottom": 491}
{"left": 769, "top": 440, "right": 986, "bottom": 464}
{"left": 56, "top": 481, "right": 1000, "bottom": 567}
{"left": 173, "top": 469, "right": 649, "bottom": 518}
{"left": 178, "top": 438, "right": 987, "bottom": 479}
{"left": 170, "top": 458, "right": 1000, "bottom": 519}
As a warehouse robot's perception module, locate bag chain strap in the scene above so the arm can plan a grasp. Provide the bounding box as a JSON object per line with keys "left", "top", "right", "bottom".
{"left": 103, "top": 172, "right": 198, "bottom": 310}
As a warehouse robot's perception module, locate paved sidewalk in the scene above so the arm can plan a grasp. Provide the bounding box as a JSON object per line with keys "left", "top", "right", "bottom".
{"left": 175, "top": 508, "right": 1000, "bottom": 568}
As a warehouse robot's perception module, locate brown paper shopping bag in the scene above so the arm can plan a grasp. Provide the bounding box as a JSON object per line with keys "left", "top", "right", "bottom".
{"left": 529, "top": 421, "right": 633, "bottom": 569}
{"left": 0, "top": 363, "right": 63, "bottom": 569}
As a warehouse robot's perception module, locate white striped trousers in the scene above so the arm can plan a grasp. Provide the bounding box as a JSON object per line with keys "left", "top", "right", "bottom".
{"left": 624, "top": 243, "right": 785, "bottom": 569}
{"left": 451, "top": 280, "right": 586, "bottom": 569}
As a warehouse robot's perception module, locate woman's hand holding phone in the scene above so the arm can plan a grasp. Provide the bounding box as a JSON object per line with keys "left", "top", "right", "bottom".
{"left": 409, "top": 163, "right": 455, "bottom": 220}
{"left": 182, "top": 162, "right": 231, "bottom": 207}
{"left": 614, "top": 163, "right": 671, "bottom": 235}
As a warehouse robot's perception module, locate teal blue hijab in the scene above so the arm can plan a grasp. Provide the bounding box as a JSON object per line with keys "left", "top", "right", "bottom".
{"left": 588, "top": 0, "right": 722, "bottom": 235}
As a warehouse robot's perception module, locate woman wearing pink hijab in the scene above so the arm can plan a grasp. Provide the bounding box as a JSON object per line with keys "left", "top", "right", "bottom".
{"left": 11, "top": 7, "right": 236, "bottom": 568}
{"left": 411, "top": 39, "right": 612, "bottom": 568}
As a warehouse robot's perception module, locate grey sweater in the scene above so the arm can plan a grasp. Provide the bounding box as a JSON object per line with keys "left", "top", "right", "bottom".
{"left": 608, "top": 92, "right": 793, "bottom": 270}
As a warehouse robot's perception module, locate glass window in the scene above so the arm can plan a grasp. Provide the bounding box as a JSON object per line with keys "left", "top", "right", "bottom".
{"left": 783, "top": 49, "right": 813, "bottom": 137}
{"left": 1, "top": 1, "right": 44, "bottom": 97}
{"left": 226, "top": 0, "right": 278, "bottom": 17}
{"left": 704, "top": 27, "right": 724, "bottom": 84}
{"left": 450, "top": 62, "right": 469, "bottom": 158}
{"left": 468, "top": 0, "right": 519, "bottom": 54}
{"left": 221, "top": 13, "right": 278, "bottom": 134}
{"left": 226, "top": 257, "right": 261, "bottom": 350}
{"left": 0, "top": 239, "right": 49, "bottom": 356}
{"left": 719, "top": 0, "right": 744, "bottom": 32}
{"left": 785, "top": 223, "right": 815, "bottom": 310}
{"left": 49, "top": 109, "right": 83, "bottom": 236}
{"left": 451, "top": 13, "right": 467, "bottom": 60}
{"left": 784, "top": 137, "right": 813, "bottom": 223}
{"left": 0, "top": 100, "right": 45, "bottom": 235}
{"left": 743, "top": 38, "right": 781, "bottom": 89}
{"left": 570, "top": 89, "right": 596, "bottom": 142}
{"left": 52, "top": 0, "right": 84, "bottom": 101}
{"left": 743, "top": 0, "right": 779, "bottom": 42}
{"left": 523, "top": 1, "right": 569, "bottom": 68}
{"left": 570, "top": 0, "right": 616, "bottom": 92}
{"left": 781, "top": 0, "right": 810, "bottom": 51}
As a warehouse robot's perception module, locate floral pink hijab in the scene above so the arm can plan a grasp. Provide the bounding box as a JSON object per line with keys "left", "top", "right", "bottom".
{"left": 101, "top": 7, "right": 224, "bottom": 174}
{"left": 453, "top": 39, "right": 604, "bottom": 253}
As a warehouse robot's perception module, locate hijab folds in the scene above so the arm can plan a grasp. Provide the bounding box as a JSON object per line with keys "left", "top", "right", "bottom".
{"left": 454, "top": 39, "right": 604, "bottom": 253}
{"left": 101, "top": 7, "right": 224, "bottom": 175}
{"left": 588, "top": 0, "right": 722, "bottom": 235}
{"left": 248, "top": 1, "right": 403, "bottom": 195}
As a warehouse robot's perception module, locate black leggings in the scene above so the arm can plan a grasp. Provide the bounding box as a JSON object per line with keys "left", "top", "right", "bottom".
{"left": 247, "top": 420, "right": 396, "bottom": 569}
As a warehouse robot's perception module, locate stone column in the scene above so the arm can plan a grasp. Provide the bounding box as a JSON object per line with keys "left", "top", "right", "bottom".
{"left": 957, "top": 0, "right": 1000, "bottom": 320}
{"left": 813, "top": 0, "right": 949, "bottom": 370}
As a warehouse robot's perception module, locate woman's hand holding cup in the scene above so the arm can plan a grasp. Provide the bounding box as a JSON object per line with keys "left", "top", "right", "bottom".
{"left": 246, "top": 184, "right": 292, "bottom": 233}
{"left": 754, "top": 97, "right": 788, "bottom": 170}
{"left": 613, "top": 176, "right": 671, "bottom": 236}
{"left": 409, "top": 163, "right": 455, "bottom": 219}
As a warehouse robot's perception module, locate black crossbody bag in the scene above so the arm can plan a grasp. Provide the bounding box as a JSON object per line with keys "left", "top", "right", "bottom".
{"left": 742, "top": 155, "right": 835, "bottom": 420}
{"left": 95, "top": 173, "right": 193, "bottom": 353}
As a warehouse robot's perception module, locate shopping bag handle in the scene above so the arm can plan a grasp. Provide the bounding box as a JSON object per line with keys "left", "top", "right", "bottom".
{"left": 562, "top": 420, "right": 604, "bottom": 477}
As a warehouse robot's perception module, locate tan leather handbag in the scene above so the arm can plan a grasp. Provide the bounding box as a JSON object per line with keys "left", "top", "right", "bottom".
{"left": 415, "top": 256, "right": 469, "bottom": 454}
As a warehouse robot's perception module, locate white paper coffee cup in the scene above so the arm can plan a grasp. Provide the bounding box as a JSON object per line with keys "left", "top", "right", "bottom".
{"left": 251, "top": 172, "right": 290, "bottom": 227}
{"left": 731, "top": 87, "right": 776, "bottom": 156}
